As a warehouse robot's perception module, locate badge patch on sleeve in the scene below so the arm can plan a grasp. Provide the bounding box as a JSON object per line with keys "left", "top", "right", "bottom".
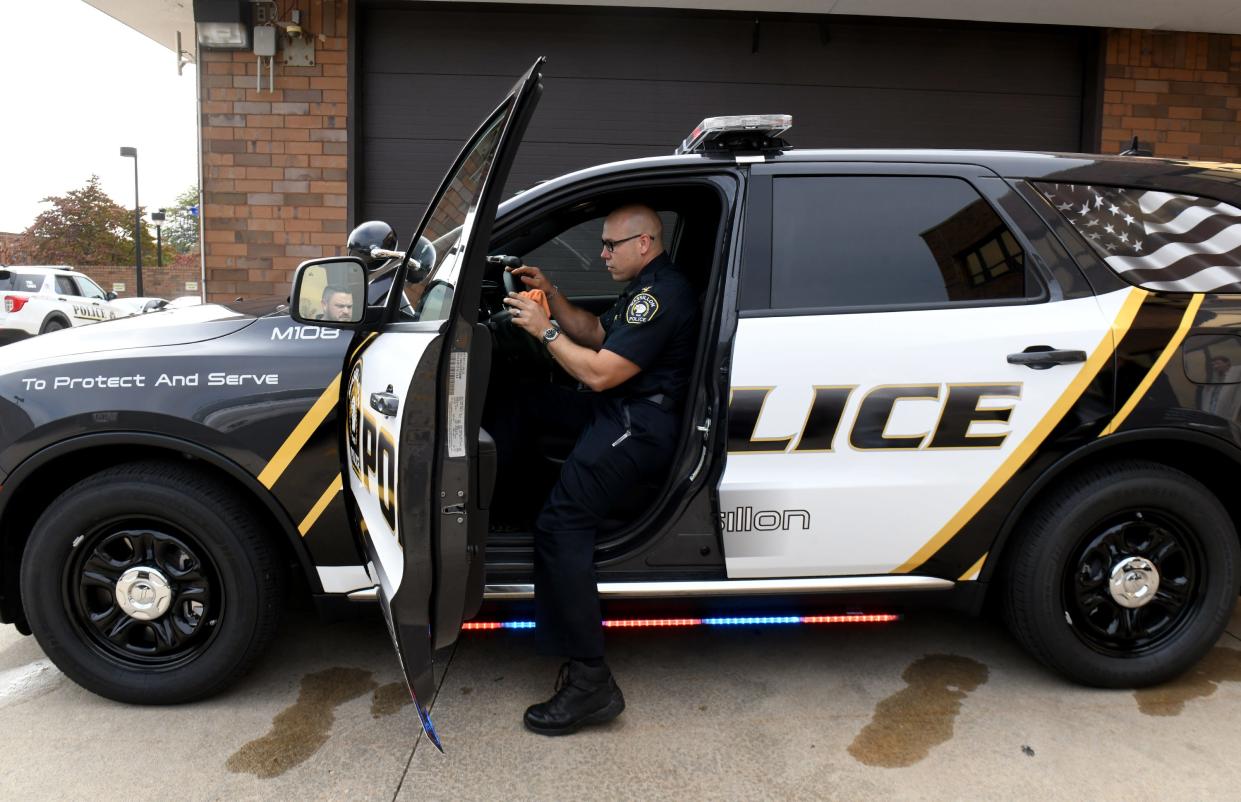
{"left": 625, "top": 292, "right": 659, "bottom": 324}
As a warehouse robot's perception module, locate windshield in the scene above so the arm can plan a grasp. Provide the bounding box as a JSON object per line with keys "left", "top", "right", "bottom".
{"left": 395, "top": 100, "right": 514, "bottom": 322}
{"left": 0, "top": 272, "right": 44, "bottom": 292}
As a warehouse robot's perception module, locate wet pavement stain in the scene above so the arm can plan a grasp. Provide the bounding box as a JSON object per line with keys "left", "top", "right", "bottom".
{"left": 1134, "top": 647, "right": 1241, "bottom": 716}
{"left": 370, "top": 681, "right": 411, "bottom": 718}
{"left": 848, "top": 654, "right": 989, "bottom": 768}
{"left": 226, "top": 667, "right": 378, "bottom": 778}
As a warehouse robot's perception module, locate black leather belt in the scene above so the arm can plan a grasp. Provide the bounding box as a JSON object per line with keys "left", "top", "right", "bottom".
{"left": 631, "top": 393, "right": 676, "bottom": 411}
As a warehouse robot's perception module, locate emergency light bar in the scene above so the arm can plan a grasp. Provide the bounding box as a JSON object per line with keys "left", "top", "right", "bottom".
{"left": 461, "top": 612, "right": 899, "bottom": 631}
{"left": 676, "top": 114, "right": 793, "bottom": 155}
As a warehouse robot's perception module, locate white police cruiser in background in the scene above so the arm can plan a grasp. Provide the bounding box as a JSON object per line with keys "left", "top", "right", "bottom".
{"left": 5, "top": 59, "right": 1241, "bottom": 745}
{"left": 0, "top": 265, "right": 125, "bottom": 344}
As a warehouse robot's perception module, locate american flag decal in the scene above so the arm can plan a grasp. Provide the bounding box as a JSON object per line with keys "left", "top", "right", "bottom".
{"left": 1035, "top": 182, "right": 1241, "bottom": 293}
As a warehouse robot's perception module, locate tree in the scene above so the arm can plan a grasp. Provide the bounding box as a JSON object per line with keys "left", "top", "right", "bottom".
{"left": 162, "top": 185, "right": 201, "bottom": 255}
{"left": 15, "top": 175, "right": 168, "bottom": 266}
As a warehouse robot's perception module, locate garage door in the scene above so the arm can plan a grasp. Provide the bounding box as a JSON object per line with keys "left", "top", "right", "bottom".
{"left": 358, "top": 4, "right": 1093, "bottom": 234}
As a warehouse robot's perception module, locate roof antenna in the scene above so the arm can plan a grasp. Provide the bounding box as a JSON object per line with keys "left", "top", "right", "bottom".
{"left": 1119, "top": 135, "right": 1153, "bottom": 157}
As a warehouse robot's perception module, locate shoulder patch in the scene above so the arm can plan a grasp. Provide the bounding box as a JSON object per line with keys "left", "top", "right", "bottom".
{"left": 625, "top": 291, "right": 659, "bottom": 324}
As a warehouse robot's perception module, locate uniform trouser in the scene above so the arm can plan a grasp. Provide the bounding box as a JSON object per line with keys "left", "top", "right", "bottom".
{"left": 490, "top": 384, "right": 679, "bottom": 658}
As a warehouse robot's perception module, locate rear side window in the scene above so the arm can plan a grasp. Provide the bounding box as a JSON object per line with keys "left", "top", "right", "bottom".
{"left": 0, "top": 272, "right": 44, "bottom": 292}
{"left": 1034, "top": 182, "right": 1241, "bottom": 293}
{"left": 55, "top": 276, "right": 79, "bottom": 296}
{"left": 770, "top": 176, "right": 1031, "bottom": 310}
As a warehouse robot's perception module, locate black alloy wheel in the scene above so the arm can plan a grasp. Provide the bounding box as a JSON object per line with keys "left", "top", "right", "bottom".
{"left": 1063, "top": 509, "right": 1203, "bottom": 657}
{"left": 21, "top": 461, "right": 283, "bottom": 704}
{"left": 1003, "top": 460, "right": 1239, "bottom": 688}
{"left": 67, "top": 522, "right": 222, "bottom": 669}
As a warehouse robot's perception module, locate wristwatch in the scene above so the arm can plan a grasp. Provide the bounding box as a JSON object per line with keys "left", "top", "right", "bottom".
{"left": 541, "top": 324, "right": 560, "bottom": 345}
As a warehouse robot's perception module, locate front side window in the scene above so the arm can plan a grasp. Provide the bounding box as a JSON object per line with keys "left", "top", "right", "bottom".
{"left": 522, "top": 211, "right": 679, "bottom": 297}
{"left": 769, "top": 176, "right": 1030, "bottom": 310}
{"left": 396, "top": 103, "right": 513, "bottom": 322}
{"left": 1035, "top": 182, "right": 1241, "bottom": 293}
{"left": 75, "top": 276, "right": 107, "bottom": 300}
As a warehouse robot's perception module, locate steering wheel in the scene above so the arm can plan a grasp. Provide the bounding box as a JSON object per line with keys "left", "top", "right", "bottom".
{"left": 487, "top": 255, "right": 524, "bottom": 325}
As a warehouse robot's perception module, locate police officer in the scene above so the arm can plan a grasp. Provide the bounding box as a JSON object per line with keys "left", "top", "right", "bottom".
{"left": 502, "top": 203, "right": 699, "bottom": 735}
{"left": 317, "top": 285, "right": 354, "bottom": 322}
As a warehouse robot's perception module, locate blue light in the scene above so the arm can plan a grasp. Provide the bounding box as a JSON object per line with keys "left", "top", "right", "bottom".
{"left": 701, "top": 616, "right": 802, "bottom": 626}
{"left": 503, "top": 621, "right": 537, "bottom": 629}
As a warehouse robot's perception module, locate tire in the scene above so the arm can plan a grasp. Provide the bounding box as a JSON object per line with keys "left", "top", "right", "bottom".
{"left": 39, "top": 317, "right": 67, "bottom": 333}
{"left": 20, "top": 461, "right": 284, "bottom": 704}
{"left": 1002, "top": 460, "right": 1239, "bottom": 688}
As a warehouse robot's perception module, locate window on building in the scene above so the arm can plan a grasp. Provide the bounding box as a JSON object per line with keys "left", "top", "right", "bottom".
{"left": 769, "top": 176, "right": 1030, "bottom": 310}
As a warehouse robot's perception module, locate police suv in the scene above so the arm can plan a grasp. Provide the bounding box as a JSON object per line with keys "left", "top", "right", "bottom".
{"left": 0, "top": 265, "right": 125, "bottom": 343}
{"left": 4, "top": 61, "right": 1241, "bottom": 741}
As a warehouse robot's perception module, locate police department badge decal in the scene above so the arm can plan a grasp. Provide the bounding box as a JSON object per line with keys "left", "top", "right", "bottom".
{"left": 626, "top": 292, "right": 659, "bottom": 324}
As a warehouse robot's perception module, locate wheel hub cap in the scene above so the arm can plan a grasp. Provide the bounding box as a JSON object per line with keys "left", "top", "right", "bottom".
{"left": 114, "top": 567, "right": 173, "bottom": 621}
{"left": 1108, "top": 556, "right": 1160, "bottom": 609}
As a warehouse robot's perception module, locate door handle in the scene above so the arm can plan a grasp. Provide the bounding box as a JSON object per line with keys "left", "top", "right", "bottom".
{"left": 1007, "top": 346, "right": 1088, "bottom": 370}
{"left": 370, "top": 391, "right": 399, "bottom": 416}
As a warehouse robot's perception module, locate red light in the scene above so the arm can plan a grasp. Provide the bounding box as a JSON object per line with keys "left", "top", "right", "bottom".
{"left": 603, "top": 618, "right": 701, "bottom": 629}
{"left": 4, "top": 295, "right": 27, "bottom": 313}
{"left": 460, "top": 622, "right": 504, "bottom": 630}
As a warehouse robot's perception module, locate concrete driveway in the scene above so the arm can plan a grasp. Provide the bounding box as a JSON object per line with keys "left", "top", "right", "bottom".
{"left": 2, "top": 598, "right": 1240, "bottom": 801}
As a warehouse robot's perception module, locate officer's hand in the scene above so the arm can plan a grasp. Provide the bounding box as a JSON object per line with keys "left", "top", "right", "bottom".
{"left": 508, "top": 265, "right": 554, "bottom": 296}
{"left": 502, "top": 292, "right": 551, "bottom": 338}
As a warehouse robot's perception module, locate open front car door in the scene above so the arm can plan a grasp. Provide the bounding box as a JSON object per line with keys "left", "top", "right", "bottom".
{"left": 339, "top": 59, "right": 543, "bottom": 750}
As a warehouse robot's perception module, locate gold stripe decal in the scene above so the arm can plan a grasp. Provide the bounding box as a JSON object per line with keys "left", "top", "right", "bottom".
{"left": 257, "top": 374, "right": 342, "bottom": 489}
{"left": 959, "top": 553, "right": 988, "bottom": 581}
{"left": 895, "top": 287, "right": 1149, "bottom": 574}
{"left": 1099, "top": 293, "right": 1204, "bottom": 437}
{"left": 298, "top": 476, "right": 344, "bottom": 536}
{"left": 349, "top": 331, "right": 378, "bottom": 363}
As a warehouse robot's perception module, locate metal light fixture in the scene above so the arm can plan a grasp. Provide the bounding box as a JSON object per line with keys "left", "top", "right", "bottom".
{"left": 151, "top": 209, "right": 166, "bottom": 270}
{"left": 193, "top": 0, "right": 249, "bottom": 50}
{"left": 120, "top": 147, "right": 144, "bottom": 296}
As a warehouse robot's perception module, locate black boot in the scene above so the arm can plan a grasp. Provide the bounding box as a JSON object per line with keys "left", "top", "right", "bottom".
{"left": 523, "top": 660, "right": 625, "bottom": 736}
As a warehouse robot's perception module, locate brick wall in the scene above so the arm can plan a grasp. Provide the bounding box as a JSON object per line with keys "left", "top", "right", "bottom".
{"left": 80, "top": 259, "right": 202, "bottom": 300}
{"left": 198, "top": 0, "right": 348, "bottom": 303}
{"left": 1102, "top": 30, "right": 1241, "bottom": 161}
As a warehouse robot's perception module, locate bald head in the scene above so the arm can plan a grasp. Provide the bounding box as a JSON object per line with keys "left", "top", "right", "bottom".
{"left": 608, "top": 204, "right": 663, "bottom": 245}
{"left": 600, "top": 204, "right": 664, "bottom": 282}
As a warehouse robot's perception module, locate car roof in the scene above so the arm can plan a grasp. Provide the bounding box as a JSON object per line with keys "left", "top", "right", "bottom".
{"left": 1, "top": 265, "right": 77, "bottom": 275}
{"left": 502, "top": 149, "right": 1241, "bottom": 210}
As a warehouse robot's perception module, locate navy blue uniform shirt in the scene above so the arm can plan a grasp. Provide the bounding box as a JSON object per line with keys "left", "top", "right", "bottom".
{"left": 598, "top": 252, "right": 699, "bottom": 403}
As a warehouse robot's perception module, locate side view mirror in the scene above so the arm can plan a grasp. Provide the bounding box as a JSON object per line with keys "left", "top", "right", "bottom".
{"left": 290, "top": 256, "right": 367, "bottom": 327}
{"left": 105, "top": 291, "right": 118, "bottom": 301}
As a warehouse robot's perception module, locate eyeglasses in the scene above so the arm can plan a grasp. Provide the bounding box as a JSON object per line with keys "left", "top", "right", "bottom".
{"left": 601, "top": 233, "right": 647, "bottom": 253}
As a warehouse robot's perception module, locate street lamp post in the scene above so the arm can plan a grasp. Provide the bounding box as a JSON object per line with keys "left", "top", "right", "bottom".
{"left": 151, "top": 209, "right": 166, "bottom": 270}
{"left": 119, "top": 146, "right": 143, "bottom": 296}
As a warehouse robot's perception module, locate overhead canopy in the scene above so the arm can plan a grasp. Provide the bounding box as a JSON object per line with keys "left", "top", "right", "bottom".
{"left": 82, "top": 0, "right": 1241, "bottom": 52}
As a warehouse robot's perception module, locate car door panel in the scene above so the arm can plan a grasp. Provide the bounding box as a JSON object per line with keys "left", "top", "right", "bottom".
{"left": 719, "top": 165, "right": 1123, "bottom": 579}
{"left": 721, "top": 290, "right": 1133, "bottom": 578}
{"left": 338, "top": 59, "right": 544, "bottom": 749}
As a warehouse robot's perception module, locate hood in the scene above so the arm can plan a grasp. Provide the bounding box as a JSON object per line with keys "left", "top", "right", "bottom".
{"left": 0, "top": 302, "right": 278, "bottom": 368}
